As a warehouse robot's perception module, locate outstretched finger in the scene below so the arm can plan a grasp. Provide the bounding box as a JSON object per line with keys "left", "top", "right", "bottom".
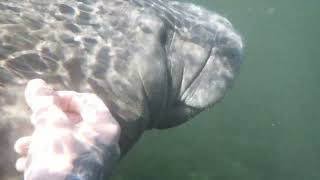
{"left": 24, "top": 79, "right": 57, "bottom": 112}
{"left": 31, "top": 106, "right": 82, "bottom": 127}
{"left": 56, "top": 91, "right": 116, "bottom": 124}
{"left": 24, "top": 79, "right": 81, "bottom": 127}
{"left": 16, "top": 157, "right": 28, "bottom": 172}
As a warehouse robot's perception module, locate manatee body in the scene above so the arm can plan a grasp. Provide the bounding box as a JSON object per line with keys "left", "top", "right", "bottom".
{"left": 0, "top": 0, "right": 243, "bottom": 179}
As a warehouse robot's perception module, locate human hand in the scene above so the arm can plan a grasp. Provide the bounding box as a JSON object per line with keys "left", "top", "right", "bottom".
{"left": 14, "top": 79, "right": 121, "bottom": 180}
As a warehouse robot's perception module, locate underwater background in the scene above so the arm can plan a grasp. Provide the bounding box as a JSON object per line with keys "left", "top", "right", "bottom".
{"left": 113, "top": 0, "right": 320, "bottom": 179}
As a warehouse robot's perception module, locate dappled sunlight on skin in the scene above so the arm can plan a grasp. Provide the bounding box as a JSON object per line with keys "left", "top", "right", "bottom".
{"left": 14, "top": 79, "right": 121, "bottom": 180}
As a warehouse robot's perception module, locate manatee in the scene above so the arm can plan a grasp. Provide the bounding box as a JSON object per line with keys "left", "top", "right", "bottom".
{"left": 0, "top": 0, "right": 243, "bottom": 179}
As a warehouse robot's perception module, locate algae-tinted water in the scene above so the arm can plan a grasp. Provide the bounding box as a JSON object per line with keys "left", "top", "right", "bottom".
{"left": 113, "top": 0, "right": 320, "bottom": 179}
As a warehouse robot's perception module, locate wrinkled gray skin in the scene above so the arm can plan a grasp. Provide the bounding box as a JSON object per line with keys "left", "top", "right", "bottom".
{"left": 0, "top": 0, "right": 243, "bottom": 179}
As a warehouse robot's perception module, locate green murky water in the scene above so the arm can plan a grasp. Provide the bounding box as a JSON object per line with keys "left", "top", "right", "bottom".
{"left": 114, "top": 0, "right": 320, "bottom": 179}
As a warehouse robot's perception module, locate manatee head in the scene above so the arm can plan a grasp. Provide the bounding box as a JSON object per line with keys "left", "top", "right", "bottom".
{"left": 0, "top": 0, "right": 243, "bottom": 180}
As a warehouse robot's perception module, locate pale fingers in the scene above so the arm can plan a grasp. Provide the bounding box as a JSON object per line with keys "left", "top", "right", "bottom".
{"left": 19, "top": 79, "right": 121, "bottom": 180}
{"left": 16, "top": 157, "right": 28, "bottom": 172}
{"left": 31, "top": 107, "right": 81, "bottom": 127}
{"left": 56, "top": 91, "right": 121, "bottom": 144}
{"left": 56, "top": 91, "right": 117, "bottom": 124}
{"left": 24, "top": 79, "right": 57, "bottom": 112}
